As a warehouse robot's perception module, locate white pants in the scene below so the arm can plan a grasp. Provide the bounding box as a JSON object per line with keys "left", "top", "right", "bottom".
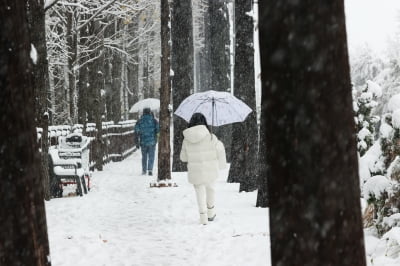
{"left": 193, "top": 182, "right": 215, "bottom": 216}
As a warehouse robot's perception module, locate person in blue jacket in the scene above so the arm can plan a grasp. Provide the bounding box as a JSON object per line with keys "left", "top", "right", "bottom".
{"left": 134, "top": 108, "right": 160, "bottom": 175}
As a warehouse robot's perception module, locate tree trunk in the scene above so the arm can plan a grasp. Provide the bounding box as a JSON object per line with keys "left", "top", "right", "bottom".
{"left": 171, "top": 0, "right": 194, "bottom": 172}
{"left": 66, "top": 1, "right": 78, "bottom": 124}
{"left": 89, "top": 20, "right": 105, "bottom": 171}
{"left": 228, "top": 0, "right": 258, "bottom": 193}
{"left": 0, "top": 1, "right": 51, "bottom": 264}
{"left": 110, "top": 21, "right": 122, "bottom": 123}
{"left": 259, "top": 1, "right": 366, "bottom": 265}
{"left": 77, "top": 63, "right": 89, "bottom": 124}
{"left": 77, "top": 14, "right": 90, "bottom": 125}
{"left": 127, "top": 18, "right": 140, "bottom": 112}
{"left": 208, "top": 0, "right": 230, "bottom": 92}
{"left": 256, "top": 95, "right": 268, "bottom": 207}
{"left": 206, "top": 0, "right": 232, "bottom": 161}
{"left": 27, "top": 0, "right": 51, "bottom": 200}
{"left": 158, "top": 0, "right": 172, "bottom": 181}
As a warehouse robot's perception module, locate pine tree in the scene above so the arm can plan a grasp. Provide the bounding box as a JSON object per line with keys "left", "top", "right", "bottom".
{"left": 354, "top": 81, "right": 381, "bottom": 156}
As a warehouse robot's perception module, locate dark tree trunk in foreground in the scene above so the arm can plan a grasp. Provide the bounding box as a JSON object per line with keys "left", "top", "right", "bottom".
{"left": 0, "top": 1, "right": 51, "bottom": 264}
{"left": 27, "top": 0, "right": 51, "bottom": 200}
{"left": 259, "top": 1, "right": 366, "bottom": 265}
{"left": 158, "top": 0, "right": 171, "bottom": 181}
{"left": 228, "top": 0, "right": 258, "bottom": 193}
{"left": 171, "top": 0, "right": 193, "bottom": 172}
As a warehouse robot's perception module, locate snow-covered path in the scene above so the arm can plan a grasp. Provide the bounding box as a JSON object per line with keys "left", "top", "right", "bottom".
{"left": 46, "top": 151, "right": 270, "bottom": 266}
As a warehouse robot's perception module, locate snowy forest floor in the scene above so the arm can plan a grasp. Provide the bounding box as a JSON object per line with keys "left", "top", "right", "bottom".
{"left": 45, "top": 150, "right": 270, "bottom": 266}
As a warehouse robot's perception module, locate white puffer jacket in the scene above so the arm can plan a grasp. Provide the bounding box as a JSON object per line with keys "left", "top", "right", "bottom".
{"left": 180, "top": 125, "right": 227, "bottom": 185}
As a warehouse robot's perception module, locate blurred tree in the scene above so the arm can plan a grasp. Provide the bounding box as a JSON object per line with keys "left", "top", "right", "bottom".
{"left": 259, "top": 1, "right": 366, "bottom": 265}
{"left": 0, "top": 1, "right": 51, "bottom": 264}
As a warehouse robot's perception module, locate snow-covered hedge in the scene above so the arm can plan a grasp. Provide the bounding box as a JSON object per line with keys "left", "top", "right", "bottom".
{"left": 360, "top": 92, "right": 400, "bottom": 236}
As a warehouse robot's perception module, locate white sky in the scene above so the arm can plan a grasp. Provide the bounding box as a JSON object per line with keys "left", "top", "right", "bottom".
{"left": 345, "top": 0, "right": 400, "bottom": 53}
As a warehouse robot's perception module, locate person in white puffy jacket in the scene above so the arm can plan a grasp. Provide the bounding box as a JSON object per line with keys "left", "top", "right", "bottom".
{"left": 180, "top": 113, "right": 227, "bottom": 225}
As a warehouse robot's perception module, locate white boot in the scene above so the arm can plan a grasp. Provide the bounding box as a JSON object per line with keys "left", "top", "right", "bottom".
{"left": 200, "top": 213, "right": 208, "bottom": 225}
{"left": 207, "top": 206, "right": 216, "bottom": 221}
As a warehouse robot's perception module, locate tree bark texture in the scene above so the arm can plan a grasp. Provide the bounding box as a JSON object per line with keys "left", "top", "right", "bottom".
{"left": 259, "top": 1, "right": 366, "bottom": 265}
{"left": 171, "top": 0, "right": 194, "bottom": 172}
{"left": 256, "top": 97, "right": 268, "bottom": 207}
{"left": 27, "top": 0, "right": 51, "bottom": 200}
{"left": 88, "top": 20, "right": 105, "bottom": 171}
{"left": 228, "top": 0, "right": 258, "bottom": 193}
{"left": 158, "top": 0, "right": 172, "bottom": 181}
{"left": 77, "top": 14, "right": 90, "bottom": 125}
{"left": 208, "top": 0, "right": 230, "bottom": 92}
{"left": 0, "top": 1, "right": 51, "bottom": 264}
{"left": 256, "top": 94, "right": 268, "bottom": 207}
{"left": 66, "top": 2, "right": 78, "bottom": 124}
{"left": 110, "top": 52, "right": 122, "bottom": 122}
{"left": 206, "top": 0, "right": 232, "bottom": 161}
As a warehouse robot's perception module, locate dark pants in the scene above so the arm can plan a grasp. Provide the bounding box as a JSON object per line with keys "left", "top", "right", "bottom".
{"left": 141, "top": 145, "right": 156, "bottom": 172}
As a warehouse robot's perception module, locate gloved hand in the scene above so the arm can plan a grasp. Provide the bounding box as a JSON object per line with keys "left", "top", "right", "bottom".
{"left": 136, "top": 144, "right": 140, "bottom": 149}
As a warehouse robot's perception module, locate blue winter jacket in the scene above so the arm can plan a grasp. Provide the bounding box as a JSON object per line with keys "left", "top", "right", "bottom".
{"left": 134, "top": 114, "right": 160, "bottom": 146}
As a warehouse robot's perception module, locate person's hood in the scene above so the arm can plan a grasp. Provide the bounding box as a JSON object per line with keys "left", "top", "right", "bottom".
{"left": 183, "top": 125, "right": 210, "bottom": 143}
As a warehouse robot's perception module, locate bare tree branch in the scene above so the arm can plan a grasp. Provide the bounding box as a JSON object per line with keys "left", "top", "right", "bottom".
{"left": 77, "top": 0, "right": 118, "bottom": 31}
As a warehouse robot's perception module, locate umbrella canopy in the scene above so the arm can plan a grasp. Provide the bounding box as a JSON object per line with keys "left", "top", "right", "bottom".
{"left": 174, "top": 90, "right": 252, "bottom": 126}
{"left": 129, "top": 98, "right": 160, "bottom": 113}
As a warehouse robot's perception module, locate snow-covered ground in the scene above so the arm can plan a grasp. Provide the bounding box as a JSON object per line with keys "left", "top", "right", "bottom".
{"left": 45, "top": 150, "right": 270, "bottom": 266}
{"left": 46, "top": 147, "right": 395, "bottom": 265}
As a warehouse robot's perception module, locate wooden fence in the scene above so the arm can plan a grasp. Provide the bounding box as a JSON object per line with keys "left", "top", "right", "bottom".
{"left": 37, "top": 120, "right": 137, "bottom": 170}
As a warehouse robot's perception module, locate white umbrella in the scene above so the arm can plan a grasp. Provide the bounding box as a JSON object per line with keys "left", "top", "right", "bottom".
{"left": 174, "top": 90, "right": 252, "bottom": 126}
{"left": 129, "top": 98, "right": 160, "bottom": 113}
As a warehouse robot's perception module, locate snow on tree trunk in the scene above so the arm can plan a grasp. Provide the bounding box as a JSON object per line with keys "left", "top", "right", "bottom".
{"left": 171, "top": 0, "right": 194, "bottom": 172}
{"left": 0, "top": 1, "right": 51, "bottom": 264}
{"left": 259, "top": 1, "right": 366, "bottom": 265}
{"left": 158, "top": 0, "right": 172, "bottom": 181}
